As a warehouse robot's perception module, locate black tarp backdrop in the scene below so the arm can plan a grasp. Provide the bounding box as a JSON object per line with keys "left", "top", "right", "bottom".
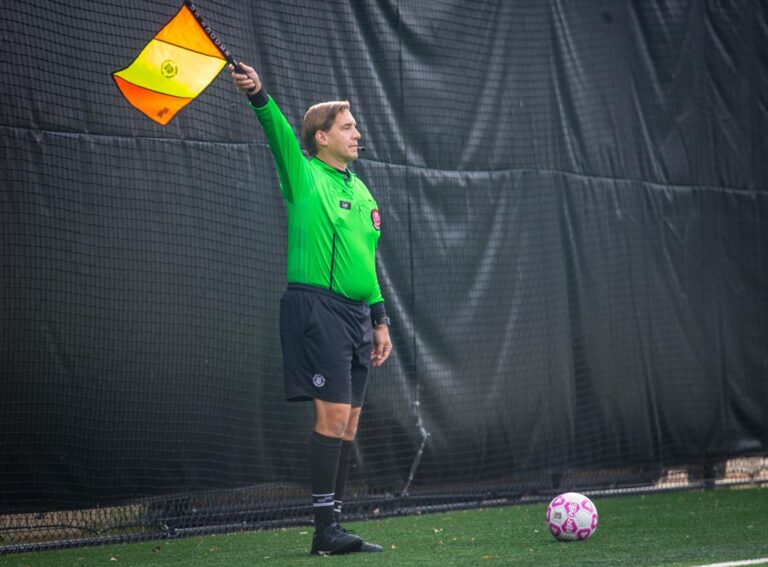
{"left": 0, "top": 0, "right": 766, "bottom": 521}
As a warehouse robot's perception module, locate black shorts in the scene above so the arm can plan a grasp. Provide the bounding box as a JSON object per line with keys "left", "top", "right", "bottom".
{"left": 280, "top": 284, "right": 373, "bottom": 407}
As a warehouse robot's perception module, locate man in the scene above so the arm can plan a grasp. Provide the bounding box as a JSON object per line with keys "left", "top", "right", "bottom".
{"left": 231, "top": 62, "right": 392, "bottom": 555}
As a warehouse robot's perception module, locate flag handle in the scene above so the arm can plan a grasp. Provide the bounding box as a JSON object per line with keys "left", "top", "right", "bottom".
{"left": 183, "top": 0, "right": 243, "bottom": 72}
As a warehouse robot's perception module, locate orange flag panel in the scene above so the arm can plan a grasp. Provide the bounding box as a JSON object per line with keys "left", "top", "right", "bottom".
{"left": 113, "top": 75, "right": 193, "bottom": 126}
{"left": 155, "top": 4, "right": 226, "bottom": 59}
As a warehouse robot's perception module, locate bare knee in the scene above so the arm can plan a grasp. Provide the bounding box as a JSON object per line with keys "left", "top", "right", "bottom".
{"left": 343, "top": 407, "right": 362, "bottom": 441}
{"left": 314, "top": 400, "right": 352, "bottom": 438}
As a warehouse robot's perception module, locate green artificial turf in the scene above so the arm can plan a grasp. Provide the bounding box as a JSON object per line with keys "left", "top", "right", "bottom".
{"left": 1, "top": 487, "right": 766, "bottom": 566}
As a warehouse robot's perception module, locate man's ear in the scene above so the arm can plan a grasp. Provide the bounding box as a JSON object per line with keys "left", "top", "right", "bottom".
{"left": 315, "top": 130, "right": 327, "bottom": 148}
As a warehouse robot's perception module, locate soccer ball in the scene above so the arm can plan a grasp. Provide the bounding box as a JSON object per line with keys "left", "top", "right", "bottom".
{"left": 546, "top": 492, "right": 598, "bottom": 541}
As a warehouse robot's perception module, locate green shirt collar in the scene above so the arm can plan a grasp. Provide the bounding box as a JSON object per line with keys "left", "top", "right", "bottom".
{"left": 313, "top": 157, "right": 355, "bottom": 179}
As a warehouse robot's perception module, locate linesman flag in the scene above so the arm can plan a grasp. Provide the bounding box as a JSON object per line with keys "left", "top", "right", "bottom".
{"left": 113, "top": 1, "right": 238, "bottom": 125}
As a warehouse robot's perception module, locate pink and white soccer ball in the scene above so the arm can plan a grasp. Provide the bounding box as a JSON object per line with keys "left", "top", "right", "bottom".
{"left": 546, "top": 492, "right": 598, "bottom": 541}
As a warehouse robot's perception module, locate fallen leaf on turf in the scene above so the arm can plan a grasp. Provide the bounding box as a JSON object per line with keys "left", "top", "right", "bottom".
{"left": 152, "top": 546, "right": 161, "bottom": 553}
{"left": 483, "top": 555, "right": 493, "bottom": 560}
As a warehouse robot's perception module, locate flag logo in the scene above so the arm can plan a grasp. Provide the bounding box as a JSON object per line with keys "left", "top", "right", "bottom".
{"left": 161, "top": 60, "right": 179, "bottom": 79}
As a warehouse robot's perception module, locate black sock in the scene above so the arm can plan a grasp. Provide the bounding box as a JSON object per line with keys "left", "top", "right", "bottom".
{"left": 310, "top": 431, "right": 342, "bottom": 531}
{"left": 334, "top": 440, "right": 354, "bottom": 524}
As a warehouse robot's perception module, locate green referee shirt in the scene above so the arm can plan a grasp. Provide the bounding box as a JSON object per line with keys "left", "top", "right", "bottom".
{"left": 251, "top": 95, "right": 385, "bottom": 306}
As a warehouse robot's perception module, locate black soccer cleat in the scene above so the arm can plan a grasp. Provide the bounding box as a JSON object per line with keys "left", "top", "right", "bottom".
{"left": 337, "top": 524, "right": 384, "bottom": 553}
{"left": 355, "top": 540, "right": 384, "bottom": 553}
{"left": 310, "top": 523, "right": 363, "bottom": 555}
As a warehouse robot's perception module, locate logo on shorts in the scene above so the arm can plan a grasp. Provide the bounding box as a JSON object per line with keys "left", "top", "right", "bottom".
{"left": 371, "top": 209, "right": 381, "bottom": 230}
{"left": 312, "top": 374, "right": 326, "bottom": 388}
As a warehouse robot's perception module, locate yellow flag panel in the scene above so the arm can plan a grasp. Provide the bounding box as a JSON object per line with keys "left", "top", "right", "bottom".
{"left": 115, "top": 39, "right": 226, "bottom": 99}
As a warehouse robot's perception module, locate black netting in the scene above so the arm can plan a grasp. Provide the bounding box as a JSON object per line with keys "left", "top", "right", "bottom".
{"left": 1, "top": 0, "right": 766, "bottom": 553}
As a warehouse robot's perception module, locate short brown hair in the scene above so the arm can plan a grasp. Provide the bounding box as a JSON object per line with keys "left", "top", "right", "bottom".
{"left": 301, "top": 100, "right": 351, "bottom": 156}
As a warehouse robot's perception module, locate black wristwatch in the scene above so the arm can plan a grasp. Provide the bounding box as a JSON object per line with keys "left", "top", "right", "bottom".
{"left": 373, "top": 316, "right": 390, "bottom": 327}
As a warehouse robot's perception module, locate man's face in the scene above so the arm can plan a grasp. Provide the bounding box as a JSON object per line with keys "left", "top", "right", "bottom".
{"left": 317, "top": 109, "right": 362, "bottom": 164}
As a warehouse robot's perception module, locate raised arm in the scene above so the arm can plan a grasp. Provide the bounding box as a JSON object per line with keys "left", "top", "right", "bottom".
{"left": 230, "top": 62, "right": 311, "bottom": 203}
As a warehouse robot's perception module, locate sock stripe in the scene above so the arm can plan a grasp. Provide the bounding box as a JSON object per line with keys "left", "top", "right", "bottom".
{"left": 312, "top": 493, "right": 335, "bottom": 507}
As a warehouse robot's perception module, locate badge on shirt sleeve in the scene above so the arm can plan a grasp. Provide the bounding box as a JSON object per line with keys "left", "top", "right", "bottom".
{"left": 339, "top": 200, "right": 351, "bottom": 209}
{"left": 371, "top": 209, "right": 381, "bottom": 230}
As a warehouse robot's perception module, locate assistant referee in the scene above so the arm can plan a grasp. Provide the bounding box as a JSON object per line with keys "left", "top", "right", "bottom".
{"left": 231, "top": 62, "right": 392, "bottom": 556}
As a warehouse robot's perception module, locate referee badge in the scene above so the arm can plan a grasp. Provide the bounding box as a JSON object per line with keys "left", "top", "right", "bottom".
{"left": 312, "top": 374, "right": 326, "bottom": 388}
{"left": 371, "top": 209, "right": 381, "bottom": 230}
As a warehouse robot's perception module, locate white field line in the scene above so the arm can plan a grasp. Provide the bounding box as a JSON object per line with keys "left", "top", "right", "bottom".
{"left": 691, "top": 559, "right": 768, "bottom": 567}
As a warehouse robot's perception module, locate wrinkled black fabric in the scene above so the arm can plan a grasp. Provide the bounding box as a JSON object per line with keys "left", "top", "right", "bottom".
{"left": 0, "top": 0, "right": 765, "bottom": 515}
